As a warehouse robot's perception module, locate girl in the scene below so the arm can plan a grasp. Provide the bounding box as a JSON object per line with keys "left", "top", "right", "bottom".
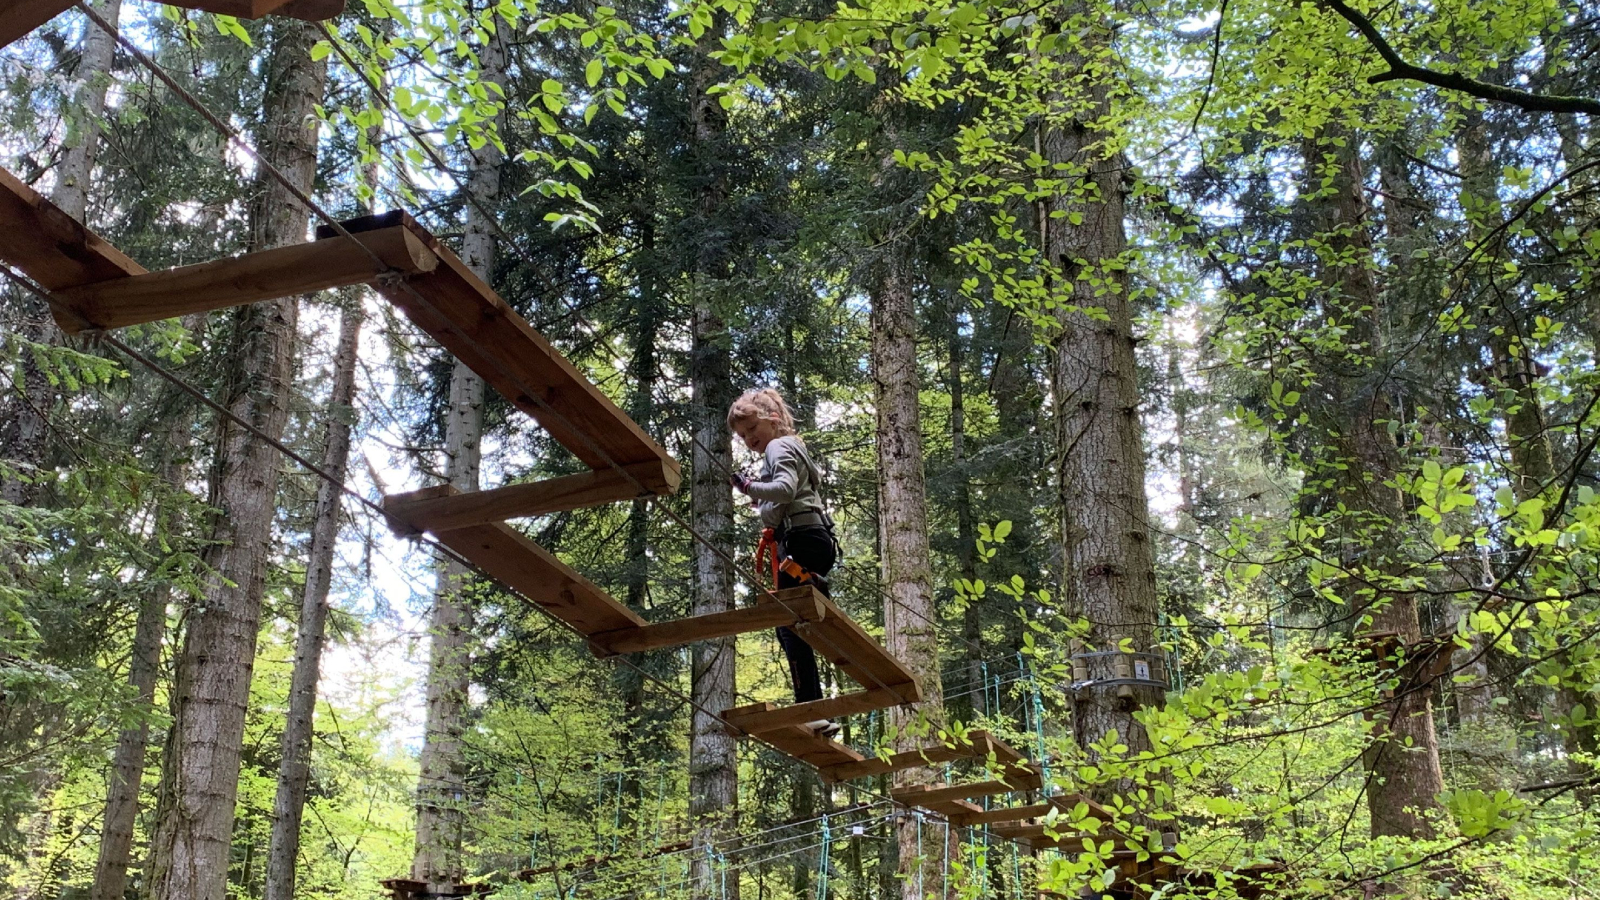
{"left": 727, "top": 388, "right": 840, "bottom": 737}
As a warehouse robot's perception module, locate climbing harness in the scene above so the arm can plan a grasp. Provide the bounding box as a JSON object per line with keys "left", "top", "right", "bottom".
{"left": 754, "top": 527, "right": 780, "bottom": 588}
{"left": 754, "top": 526, "right": 831, "bottom": 595}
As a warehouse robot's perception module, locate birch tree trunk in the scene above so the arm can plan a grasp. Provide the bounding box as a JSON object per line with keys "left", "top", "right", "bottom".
{"left": 411, "top": 25, "right": 506, "bottom": 885}
{"left": 1040, "top": 14, "right": 1162, "bottom": 760}
{"left": 687, "top": 28, "right": 739, "bottom": 900}
{"left": 263, "top": 299, "right": 363, "bottom": 900}
{"left": 147, "top": 20, "right": 323, "bottom": 900}
{"left": 872, "top": 254, "right": 948, "bottom": 900}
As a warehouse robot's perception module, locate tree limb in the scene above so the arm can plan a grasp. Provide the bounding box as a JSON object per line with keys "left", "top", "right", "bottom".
{"left": 1322, "top": 0, "right": 1600, "bottom": 115}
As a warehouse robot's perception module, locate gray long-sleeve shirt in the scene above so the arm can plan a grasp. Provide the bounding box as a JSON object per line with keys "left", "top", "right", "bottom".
{"left": 743, "top": 435, "right": 826, "bottom": 530}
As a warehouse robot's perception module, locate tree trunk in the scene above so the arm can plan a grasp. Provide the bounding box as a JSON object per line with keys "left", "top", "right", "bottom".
{"left": 411, "top": 26, "right": 506, "bottom": 884}
{"left": 616, "top": 208, "right": 662, "bottom": 824}
{"left": 871, "top": 254, "right": 947, "bottom": 900}
{"left": 90, "top": 397, "right": 189, "bottom": 900}
{"left": 1306, "top": 134, "right": 1445, "bottom": 839}
{"left": 147, "top": 20, "right": 323, "bottom": 900}
{"left": 1040, "top": 15, "right": 1162, "bottom": 761}
{"left": 687, "top": 26, "right": 739, "bottom": 900}
{"left": 947, "top": 304, "right": 983, "bottom": 721}
{"left": 263, "top": 299, "right": 363, "bottom": 900}
{"left": 1, "top": 0, "right": 122, "bottom": 506}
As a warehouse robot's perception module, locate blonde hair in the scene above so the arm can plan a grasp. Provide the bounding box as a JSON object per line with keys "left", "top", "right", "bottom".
{"left": 727, "top": 387, "right": 798, "bottom": 436}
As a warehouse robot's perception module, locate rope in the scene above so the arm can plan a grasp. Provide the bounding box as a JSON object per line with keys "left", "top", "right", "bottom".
{"left": 1025, "top": 653, "right": 1052, "bottom": 795}
{"left": 815, "top": 814, "right": 831, "bottom": 900}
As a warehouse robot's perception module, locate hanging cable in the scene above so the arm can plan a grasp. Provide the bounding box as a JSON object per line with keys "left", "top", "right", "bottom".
{"left": 815, "top": 813, "right": 831, "bottom": 900}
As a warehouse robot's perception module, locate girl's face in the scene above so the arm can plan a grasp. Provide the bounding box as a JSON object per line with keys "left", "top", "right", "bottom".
{"left": 733, "top": 416, "right": 780, "bottom": 453}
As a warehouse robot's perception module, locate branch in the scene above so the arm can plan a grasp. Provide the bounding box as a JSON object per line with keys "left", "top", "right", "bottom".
{"left": 1322, "top": 0, "right": 1600, "bottom": 115}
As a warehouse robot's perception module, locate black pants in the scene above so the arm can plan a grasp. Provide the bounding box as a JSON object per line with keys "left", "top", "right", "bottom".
{"left": 774, "top": 524, "right": 837, "bottom": 704}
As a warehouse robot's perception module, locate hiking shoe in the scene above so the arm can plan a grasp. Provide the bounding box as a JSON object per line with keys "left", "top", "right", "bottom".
{"left": 807, "top": 719, "right": 841, "bottom": 739}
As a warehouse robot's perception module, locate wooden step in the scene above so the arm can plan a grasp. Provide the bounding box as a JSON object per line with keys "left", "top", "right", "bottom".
{"left": 948, "top": 794, "right": 1112, "bottom": 827}
{"left": 49, "top": 220, "right": 439, "bottom": 334}
{"left": 2, "top": 1, "right": 341, "bottom": 61}
{"left": 385, "top": 462, "right": 678, "bottom": 535}
{"left": 889, "top": 772, "right": 1041, "bottom": 808}
{"left": 764, "top": 590, "right": 922, "bottom": 695}
{"left": 590, "top": 589, "right": 829, "bottom": 656}
{"left": 913, "top": 796, "right": 987, "bottom": 820}
{"left": 818, "top": 740, "right": 973, "bottom": 783}
{"left": 723, "top": 685, "right": 915, "bottom": 735}
{"left": 739, "top": 709, "right": 873, "bottom": 769}
{"left": 0, "top": 166, "right": 144, "bottom": 302}
{"left": 818, "top": 729, "right": 1023, "bottom": 783}
{"left": 336, "top": 213, "right": 679, "bottom": 481}
{"left": 992, "top": 822, "right": 1119, "bottom": 853}
{"left": 423, "top": 518, "right": 645, "bottom": 636}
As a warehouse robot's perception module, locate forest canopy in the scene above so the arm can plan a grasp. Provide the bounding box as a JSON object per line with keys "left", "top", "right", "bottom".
{"left": 1, "top": 0, "right": 1598, "bottom": 899}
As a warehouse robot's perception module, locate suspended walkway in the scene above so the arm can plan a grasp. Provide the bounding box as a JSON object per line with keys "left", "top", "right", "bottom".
{"left": 1, "top": 0, "right": 344, "bottom": 51}
{"left": 0, "top": 174, "right": 1206, "bottom": 895}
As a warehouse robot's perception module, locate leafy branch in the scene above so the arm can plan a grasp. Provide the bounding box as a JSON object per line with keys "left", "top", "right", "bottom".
{"left": 1321, "top": 0, "right": 1600, "bottom": 115}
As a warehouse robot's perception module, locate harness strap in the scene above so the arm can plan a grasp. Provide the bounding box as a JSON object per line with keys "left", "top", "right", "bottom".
{"left": 753, "top": 527, "right": 779, "bottom": 590}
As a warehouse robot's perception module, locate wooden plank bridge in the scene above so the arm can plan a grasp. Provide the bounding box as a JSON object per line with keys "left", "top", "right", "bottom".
{"left": 0, "top": 170, "right": 1198, "bottom": 895}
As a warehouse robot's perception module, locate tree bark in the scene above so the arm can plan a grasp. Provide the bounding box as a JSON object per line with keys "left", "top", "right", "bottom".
{"left": 947, "top": 302, "right": 983, "bottom": 721}
{"left": 1305, "top": 134, "right": 1445, "bottom": 839}
{"left": 1, "top": 0, "right": 122, "bottom": 506}
{"left": 615, "top": 207, "right": 663, "bottom": 824}
{"left": 411, "top": 25, "right": 507, "bottom": 884}
{"left": 147, "top": 20, "right": 323, "bottom": 900}
{"left": 263, "top": 299, "right": 363, "bottom": 900}
{"left": 687, "top": 26, "right": 739, "bottom": 900}
{"left": 871, "top": 254, "right": 948, "bottom": 900}
{"left": 1039, "top": 14, "right": 1162, "bottom": 761}
{"left": 90, "top": 396, "right": 189, "bottom": 900}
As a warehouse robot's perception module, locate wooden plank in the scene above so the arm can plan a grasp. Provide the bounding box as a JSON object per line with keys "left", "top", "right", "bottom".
{"left": 818, "top": 728, "right": 1006, "bottom": 782}
{"left": 948, "top": 803, "right": 1056, "bottom": 827}
{"left": 819, "top": 742, "right": 972, "bottom": 783}
{"left": 51, "top": 224, "right": 437, "bottom": 334}
{"left": 750, "top": 717, "right": 869, "bottom": 769}
{"left": 426, "top": 521, "right": 645, "bottom": 636}
{"left": 890, "top": 776, "right": 1038, "bottom": 808}
{"left": 722, "top": 685, "right": 912, "bottom": 735}
{"left": 163, "top": 0, "right": 344, "bottom": 20}
{"left": 590, "top": 592, "right": 827, "bottom": 656}
{"left": 914, "top": 796, "right": 986, "bottom": 820}
{"left": 0, "top": 165, "right": 144, "bottom": 308}
{"left": 950, "top": 795, "right": 1113, "bottom": 827}
{"left": 0, "top": 0, "right": 71, "bottom": 49}
{"left": 338, "top": 212, "right": 677, "bottom": 483}
{"left": 385, "top": 462, "right": 677, "bottom": 535}
{"left": 769, "top": 590, "right": 921, "bottom": 696}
